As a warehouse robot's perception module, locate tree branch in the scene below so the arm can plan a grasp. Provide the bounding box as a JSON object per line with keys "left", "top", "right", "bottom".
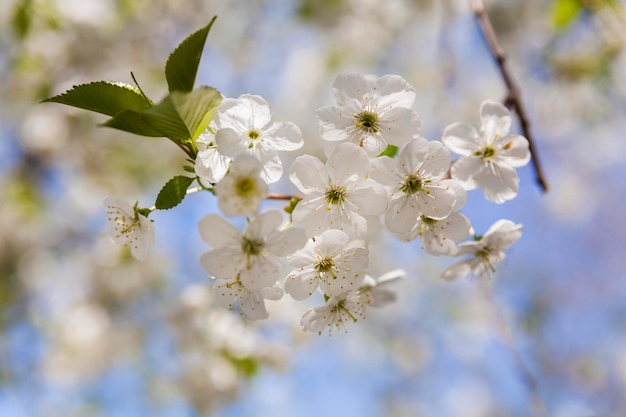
{"left": 470, "top": 0, "right": 549, "bottom": 193}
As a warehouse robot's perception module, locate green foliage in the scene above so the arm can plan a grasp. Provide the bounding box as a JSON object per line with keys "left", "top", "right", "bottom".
{"left": 378, "top": 144, "right": 399, "bottom": 159}
{"left": 551, "top": 0, "right": 584, "bottom": 30}
{"left": 102, "top": 87, "right": 221, "bottom": 142}
{"left": 165, "top": 16, "right": 217, "bottom": 93}
{"left": 43, "top": 82, "right": 153, "bottom": 117}
{"left": 11, "top": 0, "right": 33, "bottom": 40}
{"left": 43, "top": 16, "right": 221, "bottom": 153}
{"left": 155, "top": 176, "right": 195, "bottom": 210}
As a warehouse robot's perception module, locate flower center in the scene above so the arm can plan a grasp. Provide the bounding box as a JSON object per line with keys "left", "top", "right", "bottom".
{"left": 315, "top": 257, "right": 335, "bottom": 273}
{"left": 241, "top": 236, "right": 264, "bottom": 256}
{"left": 475, "top": 146, "right": 496, "bottom": 160}
{"left": 400, "top": 174, "right": 426, "bottom": 195}
{"left": 354, "top": 111, "right": 379, "bottom": 133}
{"left": 235, "top": 176, "right": 257, "bottom": 197}
{"left": 247, "top": 129, "right": 261, "bottom": 148}
{"left": 324, "top": 185, "right": 347, "bottom": 205}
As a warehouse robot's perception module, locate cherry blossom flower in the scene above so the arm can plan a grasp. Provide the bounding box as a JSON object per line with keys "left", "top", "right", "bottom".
{"left": 214, "top": 154, "right": 267, "bottom": 217}
{"left": 194, "top": 126, "right": 231, "bottom": 185}
{"left": 356, "top": 269, "right": 405, "bottom": 307}
{"left": 369, "top": 138, "right": 457, "bottom": 235}
{"left": 284, "top": 229, "right": 368, "bottom": 300}
{"left": 441, "top": 219, "right": 523, "bottom": 280}
{"left": 289, "top": 142, "right": 387, "bottom": 239}
{"left": 393, "top": 181, "right": 471, "bottom": 255}
{"left": 213, "top": 277, "right": 283, "bottom": 320}
{"left": 316, "top": 73, "right": 422, "bottom": 156}
{"left": 198, "top": 211, "right": 307, "bottom": 290}
{"left": 104, "top": 197, "right": 154, "bottom": 261}
{"left": 214, "top": 94, "right": 304, "bottom": 183}
{"left": 300, "top": 291, "right": 368, "bottom": 335}
{"left": 442, "top": 100, "right": 531, "bottom": 203}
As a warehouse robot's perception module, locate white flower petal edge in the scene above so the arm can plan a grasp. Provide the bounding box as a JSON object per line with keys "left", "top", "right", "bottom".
{"left": 104, "top": 197, "right": 154, "bottom": 261}
{"left": 442, "top": 99, "right": 531, "bottom": 203}
{"left": 195, "top": 126, "right": 231, "bottom": 184}
{"left": 441, "top": 219, "right": 522, "bottom": 281}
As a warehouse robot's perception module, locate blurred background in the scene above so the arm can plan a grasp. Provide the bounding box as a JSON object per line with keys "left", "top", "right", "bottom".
{"left": 1, "top": 0, "right": 626, "bottom": 416}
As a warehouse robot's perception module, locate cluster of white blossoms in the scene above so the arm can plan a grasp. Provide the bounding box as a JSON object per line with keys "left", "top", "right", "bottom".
{"left": 104, "top": 74, "right": 531, "bottom": 334}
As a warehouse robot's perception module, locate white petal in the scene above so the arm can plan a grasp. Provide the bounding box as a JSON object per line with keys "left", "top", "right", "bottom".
{"left": 450, "top": 156, "right": 482, "bottom": 190}
{"left": 442, "top": 123, "right": 483, "bottom": 156}
{"left": 479, "top": 99, "right": 512, "bottom": 141}
{"left": 285, "top": 268, "right": 320, "bottom": 300}
{"left": 332, "top": 73, "right": 371, "bottom": 107}
{"left": 496, "top": 134, "right": 531, "bottom": 167}
{"left": 239, "top": 255, "right": 282, "bottom": 290}
{"left": 245, "top": 210, "right": 283, "bottom": 240}
{"left": 369, "top": 156, "right": 403, "bottom": 188}
{"left": 260, "top": 281, "right": 284, "bottom": 301}
{"left": 289, "top": 155, "right": 328, "bottom": 194}
{"left": 417, "top": 183, "right": 455, "bottom": 219}
{"left": 265, "top": 227, "right": 308, "bottom": 257}
{"left": 215, "top": 127, "right": 247, "bottom": 158}
{"left": 263, "top": 121, "right": 304, "bottom": 151}
{"left": 385, "top": 197, "right": 420, "bottom": 234}
{"left": 377, "top": 107, "right": 422, "bottom": 147}
{"left": 475, "top": 162, "right": 519, "bottom": 203}
{"left": 326, "top": 142, "right": 368, "bottom": 184}
{"left": 317, "top": 105, "right": 354, "bottom": 142}
{"left": 253, "top": 146, "right": 283, "bottom": 184}
{"left": 397, "top": 137, "right": 429, "bottom": 173}
{"left": 419, "top": 141, "right": 451, "bottom": 179}
{"left": 200, "top": 248, "right": 244, "bottom": 278}
{"left": 483, "top": 219, "right": 523, "bottom": 250}
{"left": 197, "top": 214, "right": 241, "bottom": 248}
{"left": 442, "top": 179, "right": 467, "bottom": 211}
{"left": 195, "top": 147, "right": 231, "bottom": 184}
{"left": 348, "top": 182, "right": 388, "bottom": 216}
{"left": 441, "top": 259, "right": 473, "bottom": 281}
{"left": 240, "top": 289, "right": 269, "bottom": 320}
{"left": 375, "top": 74, "right": 417, "bottom": 109}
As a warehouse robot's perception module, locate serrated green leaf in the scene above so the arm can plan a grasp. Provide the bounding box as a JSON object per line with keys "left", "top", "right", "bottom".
{"left": 378, "top": 144, "right": 399, "bottom": 158}
{"left": 102, "top": 86, "right": 221, "bottom": 141}
{"left": 552, "top": 0, "right": 583, "bottom": 30}
{"left": 43, "top": 81, "right": 153, "bottom": 116}
{"left": 170, "top": 86, "right": 221, "bottom": 140}
{"left": 155, "top": 176, "right": 195, "bottom": 210}
{"left": 165, "top": 16, "right": 217, "bottom": 93}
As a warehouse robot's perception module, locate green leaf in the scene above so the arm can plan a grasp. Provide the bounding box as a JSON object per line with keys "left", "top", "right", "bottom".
{"left": 165, "top": 16, "right": 217, "bottom": 93}
{"left": 378, "top": 144, "right": 399, "bottom": 158}
{"left": 155, "top": 176, "right": 195, "bottom": 210}
{"left": 552, "top": 0, "right": 583, "bottom": 30}
{"left": 11, "top": 0, "right": 33, "bottom": 40}
{"left": 42, "top": 81, "right": 153, "bottom": 116}
{"left": 102, "top": 86, "right": 221, "bottom": 141}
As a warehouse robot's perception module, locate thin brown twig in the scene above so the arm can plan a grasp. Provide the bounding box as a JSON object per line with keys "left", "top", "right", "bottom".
{"left": 266, "top": 194, "right": 302, "bottom": 201}
{"left": 470, "top": 0, "right": 549, "bottom": 193}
